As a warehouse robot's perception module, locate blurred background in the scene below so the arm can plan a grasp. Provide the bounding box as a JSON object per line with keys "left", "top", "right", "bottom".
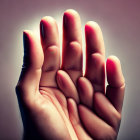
{"left": 0, "top": 0, "right": 140, "bottom": 139}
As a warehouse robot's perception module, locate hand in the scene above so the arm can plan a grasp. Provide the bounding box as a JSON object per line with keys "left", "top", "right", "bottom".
{"left": 16, "top": 9, "right": 125, "bottom": 140}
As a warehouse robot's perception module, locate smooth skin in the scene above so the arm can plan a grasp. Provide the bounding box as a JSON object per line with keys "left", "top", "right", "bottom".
{"left": 16, "top": 9, "right": 125, "bottom": 140}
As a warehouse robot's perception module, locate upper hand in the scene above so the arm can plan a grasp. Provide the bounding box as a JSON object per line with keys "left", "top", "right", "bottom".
{"left": 16, "top": 9, "right": 125, "bottom": 140}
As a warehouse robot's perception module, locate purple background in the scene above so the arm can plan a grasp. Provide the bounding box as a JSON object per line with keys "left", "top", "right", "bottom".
{"left": 0, "top": 0, "right": 140, "bottom": 139}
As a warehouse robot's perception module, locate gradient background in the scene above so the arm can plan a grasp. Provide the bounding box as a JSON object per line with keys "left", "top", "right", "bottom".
{"left": 0, "top": 0, "right": 140, "bottom": 139}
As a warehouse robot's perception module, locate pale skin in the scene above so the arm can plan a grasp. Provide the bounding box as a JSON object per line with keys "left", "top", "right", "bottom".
{"left": 16, "top": 9, "right": 125, "bottom": 140}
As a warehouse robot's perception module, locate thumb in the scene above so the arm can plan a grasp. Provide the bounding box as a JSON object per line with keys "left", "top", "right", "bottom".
{"left": 16, "top": 30, "right": 43, "bottom": 100}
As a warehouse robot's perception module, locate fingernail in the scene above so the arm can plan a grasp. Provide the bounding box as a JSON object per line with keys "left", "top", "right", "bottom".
{"left": 40, "top": 22, "right": 45, "bottom": 39}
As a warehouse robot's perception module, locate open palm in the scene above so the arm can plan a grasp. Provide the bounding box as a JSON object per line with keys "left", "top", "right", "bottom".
{"left": 16, "top": 9, "right": 125, "bottom": 140}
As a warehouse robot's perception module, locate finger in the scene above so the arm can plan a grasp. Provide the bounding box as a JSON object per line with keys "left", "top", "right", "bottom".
{"left": 63, "top": 9, "right": 82, "bottom": 50}
{"left": 62, "top": 9, "right": 82, "bottom": 84}
{"left": 67, "top": 99, "right": 92, "bottom": 140}
{"left": 77, "top": 77, "right": 94, "bottom": 108}
{"left": 85, "top": 21, "right": 105, "bottom": 93}
{"left": 16, "top": 31, "right": 43, "bottom": 100}
{"left": 57, "top": 70, "right": 79, "bottom": 103}
{"left": 93, "top": 92, "right": 121, "bottom": 130}
{"left": 106, "top": 56, "right": 125, "bottom": 88}
{"left": 106, "top": 56, "right": 125, "bottom": 113}
{"left": 78, "top": 105, "right": 117, "bottom": 140}
{"left": 40, "top": 17, "right": 60, "bottom": 87}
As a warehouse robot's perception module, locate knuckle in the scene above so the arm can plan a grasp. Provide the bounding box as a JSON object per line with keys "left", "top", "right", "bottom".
{"left": 69, "top": 41, "right": 80, "bottom": 47}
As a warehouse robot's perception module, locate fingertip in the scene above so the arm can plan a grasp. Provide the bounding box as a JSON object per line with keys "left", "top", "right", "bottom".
{"left": 41, "top": 16, "right": 55, "bottom": 21}
{"left": 107, "top": 55, "right": 120, "bottom": 66}
{"left": 85, "top": 21, "right": 101, "bottom": 34}
{"left": 67, "top": 98, "right": 77, "bottom": 112}
{"left": 106, "top": 56, "right": 121, "bottom": 76}
{"left": 40, "top": 16, "right": 59, "bottom": 48}
{"left": 23, "top": 30, "right": 32, "bottom": 36}
{"left": 85, "top": 21, "right": 105, "bottom": 56}
{"left": 63, "top": 9, "right": 81, "bottom": 30}
{"left": 23, "top": 30, "right": 33, "bottom": 43}
{"left": 85, "top": 21, "right": 99, "bottom": 28}
{"left": 56, "top": 70, "right": 64, "bottom": 84}
{"left": 23, "top": 30, "right": 32, "bottom": 51}
{"left": 77, "top": 77, "right": 85, "bottom": 84}
{"left": 67, "top": 97, "right": 75, "bottom": 104}
{"left": 64, "top": 9, "right": 80, "bottom": 17}
{"left": 40, "top": 16, "right": 56, "bottom": 27}
{"left": 40, "top": 16, "right": 57, "bottom": 36}
{"left": 106, "top": 56, "right": 125, "bottom": 87}
{"left": 57, "top": 70, "right": 64, "bottom": 77}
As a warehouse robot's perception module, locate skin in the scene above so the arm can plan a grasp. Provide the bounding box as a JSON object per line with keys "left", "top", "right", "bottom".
{"left": 16, "top": 9, "right": 125, "bottom": 140}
